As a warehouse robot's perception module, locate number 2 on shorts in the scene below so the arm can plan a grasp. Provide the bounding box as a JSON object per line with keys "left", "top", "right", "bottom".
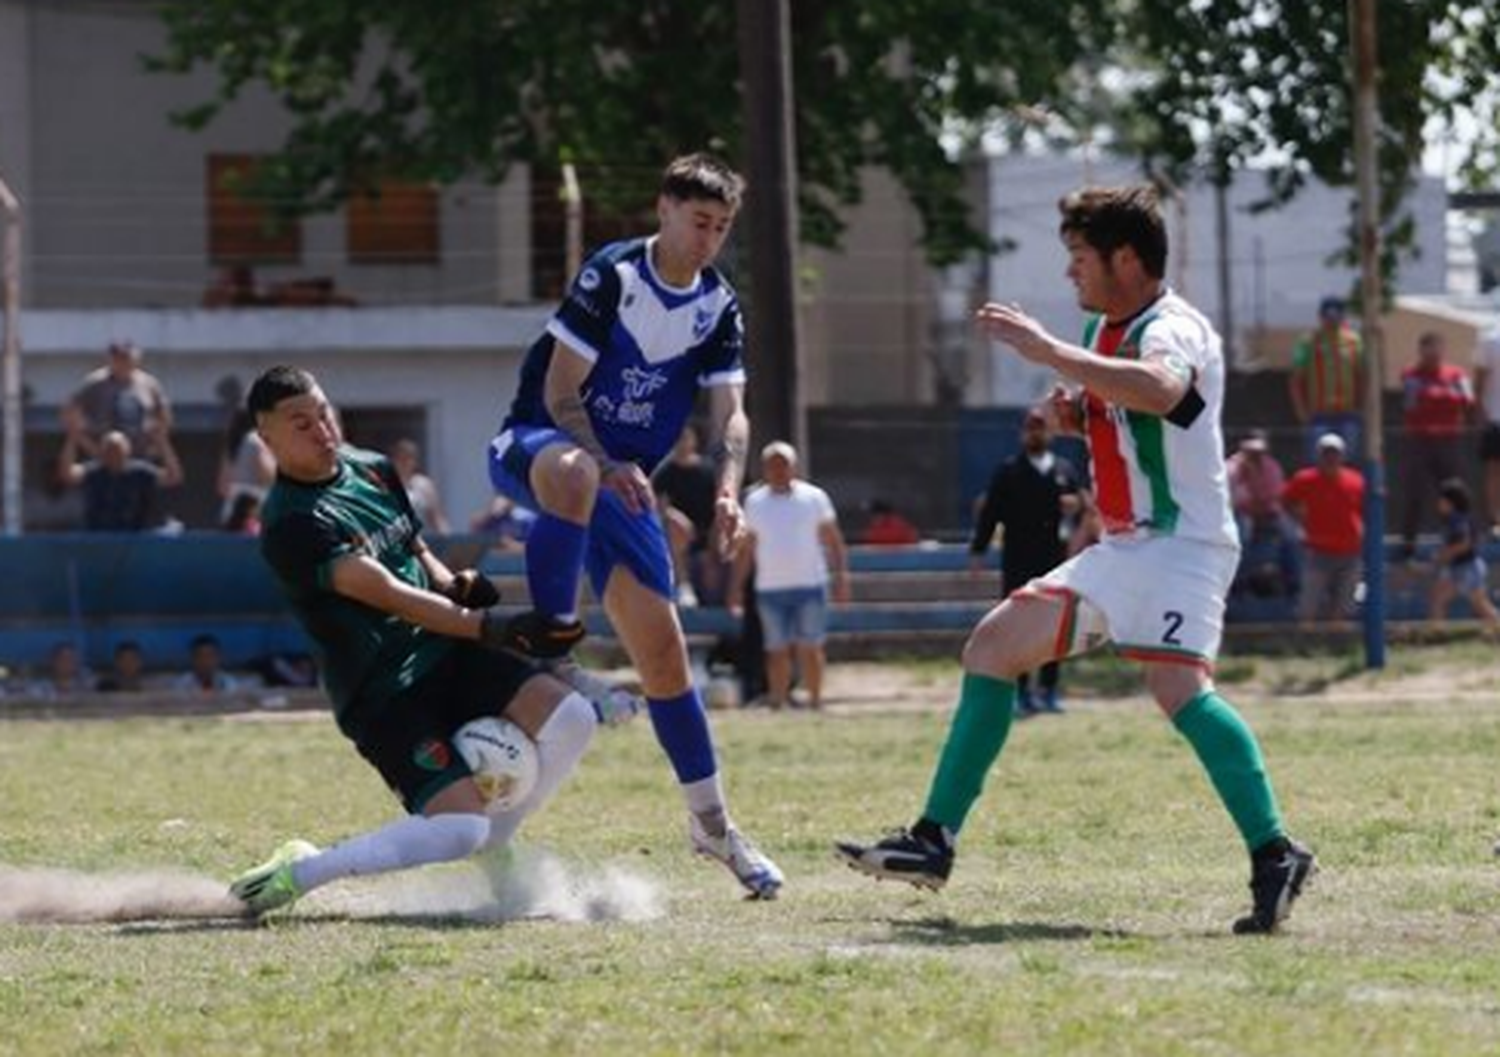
{"left": 1162, "top": 610, "right": 1184, "bottom": 646}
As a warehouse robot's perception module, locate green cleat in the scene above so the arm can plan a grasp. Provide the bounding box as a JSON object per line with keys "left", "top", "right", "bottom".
{"left": 229, "top": 839, "right": 320, "bottom": 915}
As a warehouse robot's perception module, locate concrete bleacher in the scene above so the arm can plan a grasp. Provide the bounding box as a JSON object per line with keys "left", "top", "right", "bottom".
{"left": 0, "top": 533, "right": 1491, "bottom": 677}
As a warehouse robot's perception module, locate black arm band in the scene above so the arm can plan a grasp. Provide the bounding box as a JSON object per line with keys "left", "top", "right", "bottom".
{"left": 1165, "top": 386, "right": 1206, "bottom": 428}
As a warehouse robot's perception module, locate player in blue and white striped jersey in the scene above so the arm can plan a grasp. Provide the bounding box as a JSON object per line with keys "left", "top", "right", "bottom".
{"left": 487, "top": 153, "right": 782, "bottom": 899}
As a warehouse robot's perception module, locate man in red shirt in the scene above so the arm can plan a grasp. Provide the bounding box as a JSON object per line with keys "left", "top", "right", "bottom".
{"left": 1283, "top": 434, "right": 1365, "bottom": 623}
{"left": 1399, "top": 331, "right": 1474, "bottom": 556}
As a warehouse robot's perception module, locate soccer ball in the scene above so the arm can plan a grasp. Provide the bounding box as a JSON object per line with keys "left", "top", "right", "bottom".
{"left": 453, "top": 717, "right": 539, "bottom": 813}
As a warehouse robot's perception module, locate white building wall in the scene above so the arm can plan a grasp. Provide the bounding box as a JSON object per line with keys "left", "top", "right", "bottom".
{"left": 7, "top": 1, "right": 526, "bottom": 309}
{"left": 20, "top": 307, "right": 549, "bottom": 527}
{"left": 983, "top": 154, "right": 1449, "bottom": 406}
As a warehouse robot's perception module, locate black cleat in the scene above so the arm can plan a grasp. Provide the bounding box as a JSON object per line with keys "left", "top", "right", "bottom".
{"left": 499, "top": 610, "right": 586, "bottom": 660}
{"left": 1232, "top": 837, "right": 1317, "bottom": 935}
{"left": 835, "top": 825, "right": 954, "bottom": 891}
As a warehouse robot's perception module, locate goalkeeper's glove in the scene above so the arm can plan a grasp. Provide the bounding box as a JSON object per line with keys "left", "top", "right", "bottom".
{"left": 445, "top": 569, "right": 501, "bottom": 609}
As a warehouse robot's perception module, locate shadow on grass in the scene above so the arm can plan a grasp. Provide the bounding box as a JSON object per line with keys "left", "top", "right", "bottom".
{"left": 885, "top": 914, "right": 1134, "bottom": 946}
{"left": 115, "top": 911, "right": 517, "bottom": 936}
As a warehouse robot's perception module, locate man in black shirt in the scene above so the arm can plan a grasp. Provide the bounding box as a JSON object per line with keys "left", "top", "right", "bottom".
{"left": 968, "top": 407, "right": 1083, "bottom": 715}
{"left": 653, "top": 424, "right": 724, "bottom": 606}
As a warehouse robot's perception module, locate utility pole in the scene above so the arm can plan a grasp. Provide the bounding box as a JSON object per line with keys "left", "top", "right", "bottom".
{"left": 735, "top": 0, "right": 804, "bottom": 459}
{"left": 0, "top": 174, "right": 21, "bottom": 537}
{"left": 1349, "top": 0, "right": 1386, "bottom": 668}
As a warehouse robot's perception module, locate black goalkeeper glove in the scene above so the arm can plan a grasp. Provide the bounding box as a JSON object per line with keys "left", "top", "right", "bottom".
{"left": 445, "top": 569, "right": 501, "bottom": 609}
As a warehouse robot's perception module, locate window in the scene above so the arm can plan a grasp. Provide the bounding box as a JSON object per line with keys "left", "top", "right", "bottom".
{"left": 206, "top": 154, "right": 302, "bottom": 264}
{"left": 530, "top": 165, "right": 651, "bottom": 300}
{"left": 347, "top": 179, "right": 441, "bottom": 264}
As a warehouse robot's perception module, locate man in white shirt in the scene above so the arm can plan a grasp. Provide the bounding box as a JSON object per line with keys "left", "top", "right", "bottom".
{"left": 1472, "top": 325, "right": 1500, "bottom": 535}
{"left": 730, "top": 441, "right": 850, "bottom": 709}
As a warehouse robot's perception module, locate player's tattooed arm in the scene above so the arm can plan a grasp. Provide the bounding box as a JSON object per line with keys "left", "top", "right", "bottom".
{"left": 705, "top": 383, "right": 750, "bottom": 496}
{"left": 544, "top": 338, "right": 655, "bottom": 513}
{"left": 706, "top": 383, "right": 751, "bottom": 559}
{"left": 543, "top": 341, "right": 620, "bottom": 473}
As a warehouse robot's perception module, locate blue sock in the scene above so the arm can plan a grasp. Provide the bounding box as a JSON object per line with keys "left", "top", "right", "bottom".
{"left": 524, "top": 513, "right": 588, "bottom": 619}
{"left": 648, "top": 689, "right": 718, "bottom": 784}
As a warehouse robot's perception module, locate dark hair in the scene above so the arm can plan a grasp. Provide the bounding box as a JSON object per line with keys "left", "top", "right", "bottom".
{"left": 247, "top": 365, "right": 317, "bottom": 417}
{"left": 1438, "top": 477, "right": 1472, "bottom": 513}
{"left": 189, "top": 633, "right": 222, "bottom": 652}
{"left": 1058, "top": 185, "right": 1168, "bottom": 279}
{"left": 115, "top": 640, "right": 142, "bottom": 657}
{"left": 660, "top": 153, "right": 745, "bottom": 209}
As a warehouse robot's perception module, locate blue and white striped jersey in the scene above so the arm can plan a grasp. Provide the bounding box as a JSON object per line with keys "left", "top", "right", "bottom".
{"left": 502, "top": 236, "right": 746, "bottom": 471}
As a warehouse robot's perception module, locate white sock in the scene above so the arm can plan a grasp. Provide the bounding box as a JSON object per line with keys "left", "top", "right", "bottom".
{"left": 684, "top": 774, "right": 728, "bottom": 836}
{"left": 485, "top": 691, "right": 597, "bottom": 849}
{"left": 291, "top": 813, "right": 492, "bottom": 893}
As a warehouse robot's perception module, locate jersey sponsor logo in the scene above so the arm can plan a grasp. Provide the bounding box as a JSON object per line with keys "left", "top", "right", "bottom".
{"left": 358, "top": 515, "right": 415, "bottom": 560}
{"left": 413, "top": 738, "right": 452, "bottom": 772}
{"left": 621, "top": 366, "right": 669, "bottom": 401}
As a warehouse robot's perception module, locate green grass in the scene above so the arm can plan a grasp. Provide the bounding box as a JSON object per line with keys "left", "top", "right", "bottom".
{"left": 5, "top": 649, "right": 1500, "bottom": 1055}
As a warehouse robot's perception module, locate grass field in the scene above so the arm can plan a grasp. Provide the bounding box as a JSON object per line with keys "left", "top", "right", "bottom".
{"left": 4, "top": 645, "right": 1500, "bottom": 1055}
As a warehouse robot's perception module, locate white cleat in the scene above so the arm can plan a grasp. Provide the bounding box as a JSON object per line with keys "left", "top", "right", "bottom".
{"left": 690, "top": 816, "right": 784, "bottom": 900}
{"left": 544, "top": 659, "right": 644, "bottom": 727}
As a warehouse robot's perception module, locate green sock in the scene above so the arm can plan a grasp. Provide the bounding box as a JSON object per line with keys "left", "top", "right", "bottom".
{"left": 921, "top": 672, "right": 1016, "bottom": 834}
{"left": 1172, "top": 690, "right": 1284, "bottom": 851}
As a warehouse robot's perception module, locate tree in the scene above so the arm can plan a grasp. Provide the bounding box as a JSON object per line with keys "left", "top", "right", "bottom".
{"left": 1112, "top": 0, "right": 1500, "bottom": 286}
{"left": 149, "top": 0, "right": 1108, "bottom": 268}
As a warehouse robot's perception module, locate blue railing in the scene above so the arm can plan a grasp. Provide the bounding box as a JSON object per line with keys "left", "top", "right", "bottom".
{"left": 0, "top": 532, "right": 1484, "bottom": 672}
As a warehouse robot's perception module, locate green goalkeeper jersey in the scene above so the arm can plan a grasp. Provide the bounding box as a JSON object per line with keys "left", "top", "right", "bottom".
{"left": 259, "top": 445, "right": 452, "bottom": 736}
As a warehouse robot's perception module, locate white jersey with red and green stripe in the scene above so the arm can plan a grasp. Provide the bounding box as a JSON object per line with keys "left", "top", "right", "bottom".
{"left": 1080, "top": 291, "right": 1238, "bottom": 550}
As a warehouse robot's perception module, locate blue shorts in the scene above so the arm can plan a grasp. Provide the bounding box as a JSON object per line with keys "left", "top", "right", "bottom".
{"left": 756, "top": 586, "right": 829, "bottom": 648}
{"left": 1443, "top": 556, "right": 1488, "bottom": 595}
{"left": 488, "top": 426, "right": 675, "bottom": 601}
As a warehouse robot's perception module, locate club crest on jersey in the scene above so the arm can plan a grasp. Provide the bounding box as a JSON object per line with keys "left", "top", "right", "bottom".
{"left": 692, "top": 306, "right": 715, "bottom": 341}
{"left": 413, "top": 739, "right": 451, "bottom": 772}
{"left": 578, "top": 267, "right": 601, "bottom": 292}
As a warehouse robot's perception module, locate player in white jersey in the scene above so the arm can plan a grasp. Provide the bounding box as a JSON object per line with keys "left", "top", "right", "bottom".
{"left": 487, "top": 154, "right": 781, "bottom": 899}
{"left": 839, "top": 185, "right": 1315, "bottom": 934}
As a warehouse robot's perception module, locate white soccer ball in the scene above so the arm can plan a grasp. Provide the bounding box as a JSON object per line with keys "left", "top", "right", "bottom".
{"left": 453, "top": 717, "right": 539, "bottom": 813}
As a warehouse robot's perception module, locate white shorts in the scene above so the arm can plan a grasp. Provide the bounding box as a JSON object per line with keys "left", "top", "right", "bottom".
{"left": 1020, "top": 534, "right": 1239, "bottom": 668}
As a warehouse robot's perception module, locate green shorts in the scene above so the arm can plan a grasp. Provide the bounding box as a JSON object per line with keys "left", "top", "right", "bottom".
{"left": 351, "top": 644, "right": 542, "bottom": 813}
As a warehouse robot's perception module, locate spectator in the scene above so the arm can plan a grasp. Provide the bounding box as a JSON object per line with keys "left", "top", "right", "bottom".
{"left": 390, "top": 438, "right": 451, "bottom": 535}
{"left": 1226, "top": 430, "right": 1298, "bottom": 600}
{"left": 218, "top": 408, "right": 276, "bottom": 528}
{"left": 252, "top": 652, "right": 319, "bottom": 689}
{"left": 1399, "top": 331, "right": 1475, "bottom": 558}
{"left": 27, "top": 642, "right": 94, "bottom": 697}
{"left": 1470, "top": 324, "right": 1500, "bottom": 536}
{"left": 1288, "top": 296, "right": 1364, "bottom": 461}
{"left": 862, "top": 498, "right": 921, "bottom": 546}
{"left": 97, "top": 641, "right": 148, "bottom": 693}
{"left": 1226, "top": 430, "right": 1287, "bottom": 540}
{"left": 731, "top": 441, "right": 851, "bottom": 710}
{"left": 1283, "top": 434, "right": 1365, "bottom": 624}
{"left": 968, "top": 406, "right": 1083, "bottom": 715}
{"left": 1428, "top": 478, "right": 1500, "bottom": 632}
{"left": 57, "top": 427, "right": 184, "bottom": 532}
{"left": 653, "top": 424, "right": 725, "bottom": 607}
{"left": 173, "top": 634, "right": 248, "bottom": 694}
{"left": 62, "top": 340, "right": 174, "bottom": 462}
{"left": 223, "top": 492, "right": 263, "bottom": 535}
{"left": 469, "top": 495, "right": 536, "bottom": 554}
